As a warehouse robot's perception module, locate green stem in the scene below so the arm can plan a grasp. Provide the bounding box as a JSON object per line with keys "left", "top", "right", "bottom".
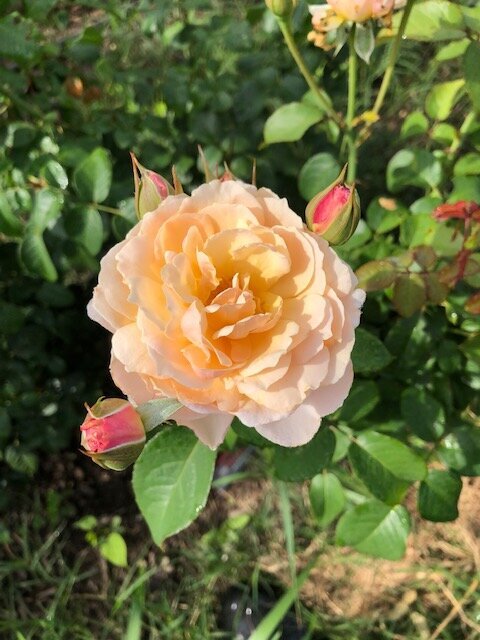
{"left": 372, "top": 0, "right": 416, "bottom": 116}
{"left": 277, "top": 18, "right": 341, "bottom": 125}
{"left": 448, "top": 110, "right": 476, "bottom": 160}
{"left": 346, "top": 25, "right": 358, "bottom": 183}
{"left": 94, "top": 203, "right": 122, "bottom": 215}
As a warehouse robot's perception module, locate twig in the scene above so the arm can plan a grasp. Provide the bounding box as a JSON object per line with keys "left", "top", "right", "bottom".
{"left": 428, "top": 577, "right": 479, "bottom": 640}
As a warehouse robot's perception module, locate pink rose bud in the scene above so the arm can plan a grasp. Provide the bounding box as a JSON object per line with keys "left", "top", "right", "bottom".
{"left": 305, "top": 165, "right": 360, "bottom": 245}
{"left": 131, "top": 152, "right": 173, "bottom": 219}
{"left": 80, "top": 398, "right": 146, "bottom": 471}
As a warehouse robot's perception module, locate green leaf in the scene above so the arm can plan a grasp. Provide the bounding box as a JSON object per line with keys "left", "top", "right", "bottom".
{"left": 454, "top": 153, "right": 480, "bottom": 177}
{"left": 332, "top": 427, "right": 351, "bottom": 463}
{"left": 387, "top": 149, "right": 442, "bottom": 192}
{"left": 73, "top": 147, "right": 112, "bottom": 203}
{"left": 5, "top": 122, "right": 36, "bottom": 148}
{"left": 5, "top": 446, "right": 38, "bottom": 476}
{"left": 231, "top": 418, "right": 271, "bottom": 447}
{"left": 337, "top": 219, "right": 372, "bottom": 251}
{"left": 264, "top": 102, "right": 323, "bottom": 144}
{"left": 425, "top": 79, "right": 464, "bottom": 121}
{"left": 431, "top": 123, "right": 457, "bottom": 146}
{"left": 450, "top": 175, "right": 480, "bottom": 202}
{"left": 0, "top": 408, "right": 12, "bottom": 445}
{"left": 136, "top": 398, "right": 182, "bottom": 432}
{"left": 355, "top": 260, "right": 397, "bottom": 292}
{"left": 74, "top": 515, "right": 97, "bottom": 531}
{"left": 112, "top": 198, "right": 137, "bottom": 240}
{"left": 399, "top": 1, "right": 465, "bottom": 42}
{"left": 400, "top": 214, "right": 438, "bottom": 249}
{"left": 412, "top": 245, "right": 436, "bottom": 269}
{"left": 401, "top": 388, "right": 445, "bottom": 441}
{"left": 438, "top": 425, "right": 480, "bottom": 476}
{"left": 340, "top": 380, "right": 380, "bottom": 424}
{"left": 400, "top": 111, "right": 429, "bottom": 139}
{"left": 64, "top": 207, "right": 104, "bottom": 255}
{"left": 0, "top": 302, "right": 24, "bottom": 335}
{"left": 418, "top": 470, "right": 462, "bottom": 522}
{"left": 336, "top": 501, "right": 410, "bottom": 560}
{"left": 464, "top": 41, "right": 480, "bottom": 112}
{"left": 424, "top": 273, "right": 449, "bottom": 305}
{"left": 41, "top": 160, "right": 68, "bottom": 190}
{"left": 352, "top": 328, "right": 393, "bottom": 374}
{"left": 310, "top": 472, "right": 346, "bottom": 527}
{"left": 99, "top": 532, "right": 128, "bottom": 568}
{"left": 0, "top": 17, "right": 38, "bottom": 62}
{"left": 273, "top": 427, "right": 335, "bottom": 482}
{"left": 410, "top": 196, "right": 442, "bottom": 215}
{"left": 354, "top": 22, "right": 374, "bottom": 64}
{"left": 393, "top": 274, "right": 426, "bottom": 318}
{"left": 435, "top": 39, "right": 469, "bottom": 62}
{"left": 436, "top": 340, "right": 462, "bottom": 374}
{"left": 366, "top": 197, "right": 406, "bottom": 233}
{"left": 461, "top": 334, "right": 480, "bottom": 365}
{"left": 298, "top": 152, "right": 340, "bottom": 201}
{"left": 461, "top": 5, "right": 480, "bottom": 32}
{"left": 26, "top": 0, "right": 59, "bottom": 20}
{"left": 132, "top": 426, "right": 216, "bottom": 545}
{"left": 37, "top": 282, "right": 74, "bottom": 308}
{"left": 0, "top": 192, "right": 23, "bottom": 236}
{"left": 19, "top": 232, "right": 58, "bottom": 281}
{"left": 29, "top": 189, "right": 63, "bottom": 233}
{"left": 349, "top": 431, "right": 427, "bottom": 504}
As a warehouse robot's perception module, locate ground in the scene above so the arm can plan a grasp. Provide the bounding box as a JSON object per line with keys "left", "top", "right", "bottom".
{"left": 2, "top": 452, "right": 479, "bottom": 639}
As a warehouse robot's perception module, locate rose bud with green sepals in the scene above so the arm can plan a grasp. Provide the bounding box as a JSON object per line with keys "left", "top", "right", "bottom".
{"left": 265, "top": 0, "right": 296, "bottom": 19}
{"left": 305, "top": 166, "right": 360, "bottom": 246}
{"left": 130, "top": 152, "right": 174, "bottom": 219}
{"left": 80, "top": 398, "right": 146, "bottom": 471}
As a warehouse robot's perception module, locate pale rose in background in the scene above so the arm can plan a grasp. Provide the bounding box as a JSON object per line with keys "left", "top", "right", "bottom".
{"left": 308, "top": 0, "right": 404, "bottom": 47}
{"left": 327, "top": 0, "right": 394, "bottom": 22}
{"left": 80, "top": 398, "right": 146, "bottom": 470}
{"left": 88, "top": 180, "right": 364, "bottom": 449}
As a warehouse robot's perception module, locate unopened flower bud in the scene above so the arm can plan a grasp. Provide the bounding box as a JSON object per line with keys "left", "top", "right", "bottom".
{"left": 265, "top": 0, "right": 296, "bottom": 19}
{"left": 80, "top": 398, "right": 146, "bottom": 471}
{"left": 131, "top": 153, "right": 173, "bottom": 219}
{"left": 305, "top": 166, "right": 360, "bottom": 245}
{"left": 65, "top": 76, "right": 84, "bottom": 99}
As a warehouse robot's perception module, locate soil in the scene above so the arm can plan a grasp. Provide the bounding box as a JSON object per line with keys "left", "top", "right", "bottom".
{"left": 6, "top": 452, "right": 480, "bottom": 637}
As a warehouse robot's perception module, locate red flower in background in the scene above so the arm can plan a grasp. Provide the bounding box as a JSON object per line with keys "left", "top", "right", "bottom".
{"left": 433, "top": 200, "right": 480, "bottom": 221}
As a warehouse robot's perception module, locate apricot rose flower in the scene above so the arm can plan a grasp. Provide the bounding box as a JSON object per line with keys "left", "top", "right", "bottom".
{"left": 88, "top": 180, "right": 365, "bottom": 448}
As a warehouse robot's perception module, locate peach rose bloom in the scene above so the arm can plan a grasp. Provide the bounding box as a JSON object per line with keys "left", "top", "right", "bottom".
{"left": 327, "top": 0, "right": 395, "bottom": 22}
{"left": 88, "top": 180, "right": 365, "bottom": 448}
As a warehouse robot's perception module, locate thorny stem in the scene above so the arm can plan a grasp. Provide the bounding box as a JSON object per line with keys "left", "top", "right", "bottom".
{"left": 277, "top": 18, "right": 341, "bottom": 126}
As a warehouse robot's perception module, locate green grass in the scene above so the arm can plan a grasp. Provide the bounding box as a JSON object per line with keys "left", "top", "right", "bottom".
{"left": 1, "top": 476, "right": 479, "bottom": 640}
